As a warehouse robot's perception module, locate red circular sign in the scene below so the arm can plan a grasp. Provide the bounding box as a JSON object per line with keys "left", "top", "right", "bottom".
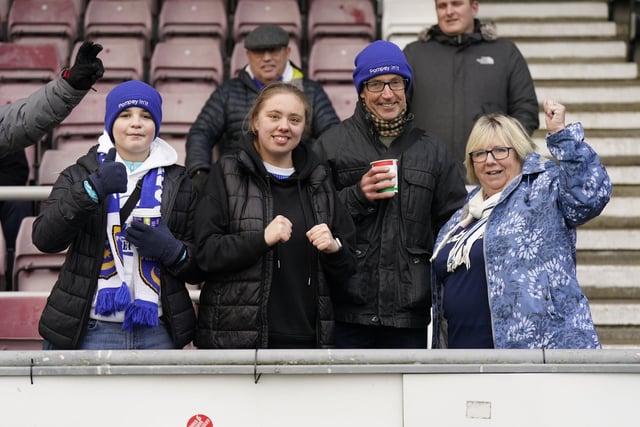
{"left": 187, "top": 414, "right": 213, "bottom": 427}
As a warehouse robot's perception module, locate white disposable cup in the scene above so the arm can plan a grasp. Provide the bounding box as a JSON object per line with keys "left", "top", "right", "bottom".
{"left": 370, "top": 159, "right": 398, "bottom": 193}
{"left": 131, "top": 207, "right": 161, "bottom": 227}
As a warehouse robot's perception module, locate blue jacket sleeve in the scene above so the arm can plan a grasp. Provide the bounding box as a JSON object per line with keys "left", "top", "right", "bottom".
{"left": 546, "top": 122, "right": 612, "bottom": 226}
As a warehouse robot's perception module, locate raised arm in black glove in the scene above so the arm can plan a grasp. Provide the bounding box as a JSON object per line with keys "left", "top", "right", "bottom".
{"left": 64, "top": 41, "right": 105, "bottom": 90}
{"left": 125, "top": 220, "right": 186, "bottom": 267}
{"left": 87, "top": 147, "right": 127, "bottom": 202}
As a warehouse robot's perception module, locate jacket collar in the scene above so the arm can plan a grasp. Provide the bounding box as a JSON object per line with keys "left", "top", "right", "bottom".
{"left": 418, "top": 19, "right": 498, "bottom": 45}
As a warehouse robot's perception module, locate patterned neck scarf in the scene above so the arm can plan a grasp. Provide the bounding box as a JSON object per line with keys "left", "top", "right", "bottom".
{"left": 363, "top": 100, "right": 410, "bottom": 138}
{"left": 431, "top": 190, "right": 502, "bottom": 272}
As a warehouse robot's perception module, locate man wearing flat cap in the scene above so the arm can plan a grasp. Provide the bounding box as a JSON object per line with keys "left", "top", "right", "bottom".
{"left": 186, "top": 24, "right": 340, "bottom": 194}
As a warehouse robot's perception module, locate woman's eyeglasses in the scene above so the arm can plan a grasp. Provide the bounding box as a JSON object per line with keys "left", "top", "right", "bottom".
{"left": 468, "top": 146, "right": 514, "bottom": 163}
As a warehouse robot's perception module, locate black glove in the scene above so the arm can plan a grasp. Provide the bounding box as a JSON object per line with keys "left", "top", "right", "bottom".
{"left": 191, "top": 170, "right": 209, "bottom": 195}
{"left": 125, "top": 220, "right": 186, "bottom": 266}
{"left": 87, "top": 148, "right": 127, "bottom": 201}
{"left": 65, "top": 41, "right": 104, "bottom": 90}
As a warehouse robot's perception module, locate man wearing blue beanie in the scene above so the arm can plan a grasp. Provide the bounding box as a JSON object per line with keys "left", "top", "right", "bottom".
{"left": 314, "top": 40, "right": 467, "bottom": 349}
{"left": 34, "top": 80, "right": 203, "bottom": 351}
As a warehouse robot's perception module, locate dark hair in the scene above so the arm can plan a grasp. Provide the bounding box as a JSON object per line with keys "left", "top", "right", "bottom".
{"left": 246, "top": 82, "right": 312, "bottom": 137}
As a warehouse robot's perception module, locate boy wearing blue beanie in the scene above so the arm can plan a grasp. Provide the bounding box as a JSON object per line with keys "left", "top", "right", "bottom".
{"left": 104, "top": 79, "right": 163, "bottom": 143}
{"left": 35, "top": 80, "right": 203, "bottom": 351}
{"left": 314, "top": 41, "right": 467, "bottom": 349}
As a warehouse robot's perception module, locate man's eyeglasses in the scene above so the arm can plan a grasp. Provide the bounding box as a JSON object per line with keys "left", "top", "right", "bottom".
{"left": 468, "top": 146, "right": 514, "bottom": 163}
{"left": 364, "top": 78, "right": 408, "bottom": 93}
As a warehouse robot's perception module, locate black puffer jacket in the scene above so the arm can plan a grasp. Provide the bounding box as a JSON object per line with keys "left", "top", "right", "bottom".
{"left": 315, "top": 104, "right": 468, "bottom": 328}
{"left": 185, "top": 63, "right": 340, "bottom": 176}
{"left": 194, "top": 139, "right": 356, "bottom": 349}
{"left": 35, "top": 145, "right": 202, "bottom": 349}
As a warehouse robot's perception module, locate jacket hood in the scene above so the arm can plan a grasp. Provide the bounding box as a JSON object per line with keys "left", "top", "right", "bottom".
{"left": 418, "top": 19, "right": 498, "bottom": 43}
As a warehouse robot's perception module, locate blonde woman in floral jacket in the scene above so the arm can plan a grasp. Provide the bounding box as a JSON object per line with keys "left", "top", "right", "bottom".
{"left": 431, "top": 100, "right": 611, "bottom": 349}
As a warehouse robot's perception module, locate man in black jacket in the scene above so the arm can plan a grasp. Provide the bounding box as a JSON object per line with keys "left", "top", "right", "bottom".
{"left": 315, "top": 40, "right": 467, "bottom": 349}
{"left": 186, "top": 24, "right": 340, "bottom": 194}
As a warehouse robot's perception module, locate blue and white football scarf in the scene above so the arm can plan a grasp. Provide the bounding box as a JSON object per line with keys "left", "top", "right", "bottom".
{"left": 94, "top": 155, "right": 165, "bottom": 332}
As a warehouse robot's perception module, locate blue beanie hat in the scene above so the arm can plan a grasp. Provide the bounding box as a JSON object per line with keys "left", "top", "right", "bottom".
{"left": 104, "top": 80, "right": 162, "bottom": 143}
{"left": 352, "top": 40, "right": 413, "bottom": 94}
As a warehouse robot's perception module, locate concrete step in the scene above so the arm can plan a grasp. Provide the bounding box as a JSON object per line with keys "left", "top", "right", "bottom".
{"left": 591, "top": 299, "right": 640, "bottom": 348}
{"left": 591, "top": 300, "right": 640, "bottom": 326}
{"left": 579, "top": 265, "right": 640, "bottom": 298}
{"left": 591, "top": 300, "right": 640, "bottom": 348}
{"left": 530, "top": 62, "right": 638, "bottom": 80}
{"left": 597, "top": 324, "right": 640, "bottom": 348}
{"left": 517, "top": 40, "right": 628, "bottom": 60}
{"left": 495, "top": 21, "right": 617, "bottom": 38}
{"left": 598, "top": 197, "right": 640, "bottom": 220}
{"left": 577, "top": 229, "right": 640, "bottom": 250}
{"left": 534, "top": 138, "right": 640, "bottom": 163}
{"left": 478, "top": 1, "right": 609, "bottom": 21}
{"left": 536, "top": 111, "right": 640, "bottom": 129}
{"left": 602, "top": 166, "right": 640, "bottom": 185}
{"left": 534, "top": 86, "right": 640, "bottom": 104}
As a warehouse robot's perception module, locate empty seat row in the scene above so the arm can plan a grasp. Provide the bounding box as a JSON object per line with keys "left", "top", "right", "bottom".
{"left": 2, "top": 0, "right": 381, "bottom": 55}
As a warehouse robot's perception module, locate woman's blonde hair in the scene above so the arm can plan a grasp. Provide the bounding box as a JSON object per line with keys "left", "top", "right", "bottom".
{"left": 464, "top": 114, "right": 537, "bottom": 184}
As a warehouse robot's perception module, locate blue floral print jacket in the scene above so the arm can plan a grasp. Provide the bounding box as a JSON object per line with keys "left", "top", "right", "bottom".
{"left": 432, "top": 122, "right": 612, "bottom": 349}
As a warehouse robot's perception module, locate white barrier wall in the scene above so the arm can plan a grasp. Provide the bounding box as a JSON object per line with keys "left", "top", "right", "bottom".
{"left": 1, "top": 349, "right": 639, "bottom": 426}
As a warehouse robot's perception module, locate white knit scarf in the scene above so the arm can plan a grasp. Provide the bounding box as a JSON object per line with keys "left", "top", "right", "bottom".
{"left": 94, "top": 160, "right": 164, "bottom": 332}
{"left": 431, "top": 190, "right": 501, "bottom": 272}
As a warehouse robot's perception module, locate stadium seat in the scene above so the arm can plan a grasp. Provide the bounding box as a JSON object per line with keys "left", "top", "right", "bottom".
{"left": 381, "top": 0, "right": 436, "bottom": 49}
{"left": 230, "top": 40, "right": 302, "bottom": 78}
{"left": 157, "top": 0, "right": 228, "bottom": 48}
{"left": 308, "top": 37, "right": 368, "bottom": 83}
{"left": 322, "top": 83, "right": 358, "bottom": 121}
{"left": 37, "top": 149, "right": 77, "bottom": 186}
{"left": 52, "top": 90, "right": 107, "bottom": 148}
{"left": 163, "top": 137, "right": 187, "bottom": 166}
{"left": 0, "top": 42, "right": 60, "bottom": 81}
{"left": 159, "top": 91, "right": 210, "bottom": 139}
{"left": 13, "top": 216, "right": 67, "bottom": 292}
{"left": 233, "top": 0, "right": 302, "bottom": 44}
{"left": 0, "top": 81, "right": 47, "bottom": 105}
{"left": 84, "top": 0, "right": 153, "bottom": 56}
{"left": 70, "top": 38, "right": 144, "bottom": 83}
{"left": 0, "top": 292, "right": 48, "bottom": 350}
{"left": 150, "top": 40, "right": 224, "bottom": 92}
{"left": 7, "top": 0, "right": 79, "bottom": 63}
{"left": 307, "top": 0, "right": 377, "bottom": 45}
